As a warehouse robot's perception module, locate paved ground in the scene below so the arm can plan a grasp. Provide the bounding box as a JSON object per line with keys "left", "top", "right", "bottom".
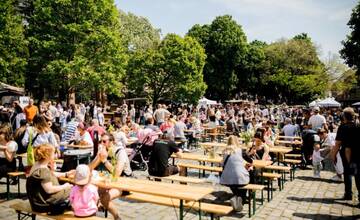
{"left": 0, "top": 153, "right": 359, "bottom": 220}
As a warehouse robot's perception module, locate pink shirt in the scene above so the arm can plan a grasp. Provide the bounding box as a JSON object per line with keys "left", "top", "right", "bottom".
{"left": 69, "top": 184, "right": 99, "bottom": 217}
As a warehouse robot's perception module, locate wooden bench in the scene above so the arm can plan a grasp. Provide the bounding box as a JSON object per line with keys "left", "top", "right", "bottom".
{"left": 284, "top": 154, "right": 302, "bottom": 158}
{"left": 283, "top": 159, "right": 302, "bottom": 180}
{"left": 239, "top": 184, "right": 265, "bottom": 217}
{"left": 265, "top": 165, "right": 291, "bottom": 189}
{"left": 149, "top": 175, "right": 206, "bottom": 184}
{"left": 262, "top": 172, "right": 282, "bottom": 201}
{"left": 10, "top": 199, "right": 106, "bottom": 220}
{"left": 124, "top": 192, "right": 233, "bottom": 220}
{"left": 177, "top": 163, "right": 222, "bottom": 178}
{"left": 7, "top": 171, "right": 25, "bottom": 200}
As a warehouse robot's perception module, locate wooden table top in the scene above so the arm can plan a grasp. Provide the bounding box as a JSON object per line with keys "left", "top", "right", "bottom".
{"left": 269, "top": 147, "right": 293, "bottom": 154}
{"left": 253, "top": 160, "right": 273, "bottom": 168}
{"left": 63, "top": 144, "right": 92, "bottom": 149}
{"left": 171, "top": 153, "right": 223, "bottom": 163}
{"left": 96, "top": 177, "right": 214, "bottom": 201}
{"left": 199, "top": 142, "right": 227, "bottom": 148}
{"left": 275, "top": 140, "right": 302, "bottom": 145}
{"left": 277, "top": 135, "right": 302, "bottom": 140}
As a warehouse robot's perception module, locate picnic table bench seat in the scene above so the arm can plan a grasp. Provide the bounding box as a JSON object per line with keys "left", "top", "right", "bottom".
{"left": 239, "top": 184, "right": 266, "bottom": 217}
{"left": 124, "top": 192, "right": 232, "bottom": 220}
{"left": 7, "top": 171, "right": 25, "bottom": 200}
{"left": 177, "top": 163, "right": 222, "bottom": 178}
{"left": 149, "top": 175, "right": 207, "bottom": 184}
{"left": 261, "top": 172, "right": 282, "bottom": 201}
{"left": 282, "top": 159, "right": 301, "bottom": 180}
{"left": 10, "top": 199, "right": 106, "bottom": 220}
{"left": 284, "top": 154, "right": 302, "bottom": 158}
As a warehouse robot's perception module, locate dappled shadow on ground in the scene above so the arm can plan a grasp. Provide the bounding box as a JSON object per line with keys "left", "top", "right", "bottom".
{"left": 296, "top": 176, "right": 343, "bottom": 184}
{"left": 287, "top": 196, "right": 357, "bottom": 208}
{"left": 293, "top": 212, "right": 360, "bottom": 220}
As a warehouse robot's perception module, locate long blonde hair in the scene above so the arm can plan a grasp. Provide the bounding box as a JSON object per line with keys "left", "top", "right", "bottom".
{"left": 223, "top": 135, "right": 240, "bottom": 155}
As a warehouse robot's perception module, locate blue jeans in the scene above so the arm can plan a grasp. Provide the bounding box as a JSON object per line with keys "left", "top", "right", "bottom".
{"left": 341, "top": 151, "right": 360, "bottom": 198}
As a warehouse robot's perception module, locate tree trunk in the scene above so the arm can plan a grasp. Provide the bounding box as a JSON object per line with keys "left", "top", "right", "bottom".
{"left": 67, "top": 88, "right": 76, "bottom": 106}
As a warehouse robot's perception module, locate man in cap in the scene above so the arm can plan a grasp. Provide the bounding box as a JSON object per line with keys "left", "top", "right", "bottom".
{"left": 308, "top": 107, "right": 327, "bottom": 131}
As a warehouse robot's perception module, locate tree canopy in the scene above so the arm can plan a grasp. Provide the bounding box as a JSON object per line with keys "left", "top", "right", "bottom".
{"left": 26, "top": 0, "right": 127, "bottom": 101}
{"left": 0, "top": 0, "right": 28, "bottom": 86}
{"left": 187, "top": 15, "right": 248, "bottom": 102}
{"left": 119, "top": 10, "right": 161, "bottom": 51}
{"left": 259, "top": 36, "right": 328, "bottom": 104}
{"left": 341, "top": 1, "right": 360, "bottom": 78}
{"left": 127, "top": 34, "right": 207, "bottom": 106}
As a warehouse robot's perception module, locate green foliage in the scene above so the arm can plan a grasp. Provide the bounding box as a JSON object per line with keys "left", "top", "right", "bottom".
{"left": 331, "top": 69, "right": 357, "bottom": 96}
{"left": 127, "top": 34, "right": 207, "bottom": 105}
{"left": 341, "top": 1, "right": 360, "bottom": 78}
{"left": 187, "top": 15, "right": 248, "bottom": 101}
{"left": 260, "top": 37, "right": 328, "bottom": 103}
{"left": 0, "top": 0, "right": 28, "bottom": 86}
{"left": 119, "top": 10, "right": 161, "bottom": 51}
{"left": 26, "top": 0, "right": 127, "bottom": 99}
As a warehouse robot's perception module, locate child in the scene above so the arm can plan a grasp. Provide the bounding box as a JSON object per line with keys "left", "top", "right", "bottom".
{"left": 69, "top": 165, "right": 99, "bottom": 217}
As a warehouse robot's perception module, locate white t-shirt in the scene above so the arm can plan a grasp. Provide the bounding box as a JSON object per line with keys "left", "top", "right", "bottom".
{"left": 113, "top": 131, "right": 128, "bottom": 148}
{"left": 113, "top": 147, "right": 132, "bottom": 176}
{"left": 308, "top": 114, "right": 326, "bottom": 131}
{"left": 0, "top": 141, "right": 18, "bottom": 158}
{"left": 174, "top": 121, "right": 187, "bottom": 139}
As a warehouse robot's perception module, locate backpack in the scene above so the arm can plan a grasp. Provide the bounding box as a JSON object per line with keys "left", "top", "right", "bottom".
{"left": 15, "top": 129, "right": 27, "bottom": 154}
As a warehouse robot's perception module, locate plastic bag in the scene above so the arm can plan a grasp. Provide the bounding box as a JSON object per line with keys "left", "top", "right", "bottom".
{"left": 206, "top": 173, "right": 219, "bottom": 184}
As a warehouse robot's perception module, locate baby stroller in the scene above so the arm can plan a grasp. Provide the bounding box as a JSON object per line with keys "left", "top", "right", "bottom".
{"left": 129, "top": 136, "right": 152, "bottom": 171}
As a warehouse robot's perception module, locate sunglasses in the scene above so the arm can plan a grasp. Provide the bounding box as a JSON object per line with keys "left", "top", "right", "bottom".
{"left": 101, "top": 139, "right": 109, "bottom": 143}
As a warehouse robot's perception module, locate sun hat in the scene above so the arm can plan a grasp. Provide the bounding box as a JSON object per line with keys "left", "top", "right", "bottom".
{"left": 74, "top": 164, "right": 91, "bottom": 186}
{"left": 313, "top": 107, "right": 320, "bottom": 112}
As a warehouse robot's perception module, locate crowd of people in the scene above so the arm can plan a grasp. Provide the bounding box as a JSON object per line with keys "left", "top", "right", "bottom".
{"left": 0, "top": 98, "right": 359, "bottom": 217}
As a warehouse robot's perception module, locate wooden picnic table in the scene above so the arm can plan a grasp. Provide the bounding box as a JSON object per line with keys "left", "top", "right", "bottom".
{"left": 171, "top": 153, "right": 222, "bottom": 164}
{"left": 199, "top": 142, "right": 227, "bottom": 148}
{"left": 276, "top": 135, "right": 302, "bottom": 140}
{"left": 63, "top": 144, "right": 93, "bottom": 149}
{"left": 62, "top": 176, "right": 213, "bottom": 220}
{"left": 275, "top": 140, "right": 302, "bottom": 145}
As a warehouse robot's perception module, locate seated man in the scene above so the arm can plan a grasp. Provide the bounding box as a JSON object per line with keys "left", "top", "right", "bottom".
{"left": 89, "top": 133, "right": 132, "bottom": 220}
{"left": 148, "top": 132, "right": 183, "bottom": 177}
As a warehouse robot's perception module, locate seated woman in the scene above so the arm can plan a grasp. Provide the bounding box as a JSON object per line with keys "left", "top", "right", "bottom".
{"left": 0, "top": 124, "right": 18, "bottom": 180}
{"left": 246, "top": 128, "right": 271, "bottom": 161}
{"left": 220, "top": 135, "right": 250, "bottom": 212}
{"left": 26, "top": 143, "right": 72, "bottom": 213}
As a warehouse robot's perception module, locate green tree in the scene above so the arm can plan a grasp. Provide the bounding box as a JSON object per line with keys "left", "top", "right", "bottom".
{"left": 26, "top": 0, "right": 127, "bottom": 102}
{"left": 187, "top": 15, "right": 248, "bottom": 101}
{"left": 340, "top": 1, "right": 360, "bottom": 78}
{"left": 0, "top": 0, "right": 28, "bottom": 86}
{"left": 239, "top": 40, "right": 267, "bottom": 95}
{"left": 261, "top": 36, "right": 328, "bottom": 103}
{"left": 127, "top": 34, "right": 207, "bottom": 106}
{"left": 119, "top": 10, "right": 161, "bottom": 51}
{"left": 325, "top": 53, "right": 357, "bottom": 97}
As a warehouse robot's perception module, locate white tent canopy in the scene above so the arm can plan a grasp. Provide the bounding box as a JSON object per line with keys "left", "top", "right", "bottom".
{"left": 352, "top": 102, "right": 360, "bottom": 106}
{"left": 198, "top": 97, "right": 217, "bottom": 106}
{"left": 317, "top": 97, "right": 341, "bottom": 108}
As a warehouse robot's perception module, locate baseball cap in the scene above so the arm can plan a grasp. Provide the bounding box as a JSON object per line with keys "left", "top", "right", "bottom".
{"left": 74, "top": 164, "right": 91, "bottom": 185}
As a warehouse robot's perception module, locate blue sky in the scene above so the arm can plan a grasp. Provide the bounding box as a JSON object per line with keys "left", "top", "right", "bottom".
{"left": 115, "top": 0, "right": 358, "bottom": 59}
